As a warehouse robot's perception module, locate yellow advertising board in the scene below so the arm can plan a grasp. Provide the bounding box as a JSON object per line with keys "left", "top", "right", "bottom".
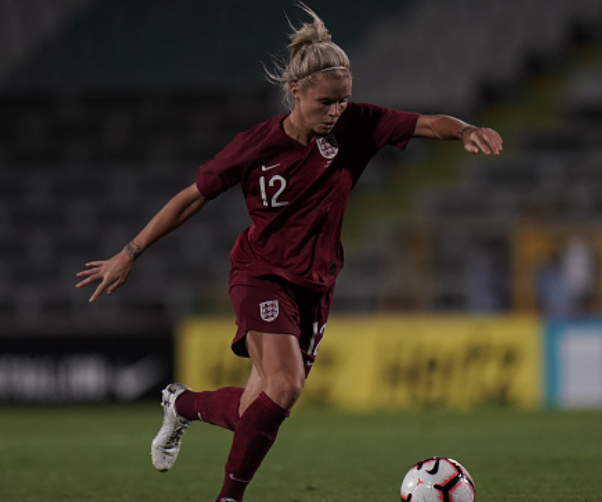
{"left": 176, "top": 316, "right": 542, "bottom": 411}
{"left": 177, "top": 318, "right": 251, "bottom": 390}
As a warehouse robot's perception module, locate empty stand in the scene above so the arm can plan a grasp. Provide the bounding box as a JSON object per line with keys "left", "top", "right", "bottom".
{"left": 1, "top": 0, "right": 601, "bottom": 318}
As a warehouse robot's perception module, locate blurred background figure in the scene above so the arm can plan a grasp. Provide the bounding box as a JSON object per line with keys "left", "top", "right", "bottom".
{"left": 464, "top": 238, "right": 510, "bottom": 314}
{"left": 537, "top": 238, "right": 598, "bottom": 316}
{"left": 536, "top": 248, "right": 575, "bottom": 317}
{"left": 561, "top": 237, "right": 597, "bottom": 313}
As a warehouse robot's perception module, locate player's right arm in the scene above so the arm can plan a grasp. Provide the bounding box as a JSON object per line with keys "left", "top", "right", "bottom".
{"left": 75, "top": 182, "right": 207, "bottom": 303}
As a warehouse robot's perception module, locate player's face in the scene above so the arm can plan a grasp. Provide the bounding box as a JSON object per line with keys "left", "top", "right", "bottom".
{"left": 291, "top": 75, "right": 352, "bottom": 138}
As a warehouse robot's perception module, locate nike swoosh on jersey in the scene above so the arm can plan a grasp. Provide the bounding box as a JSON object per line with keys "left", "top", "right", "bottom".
{"left": 261, "top": 163, "right": 280, "bottom": 171}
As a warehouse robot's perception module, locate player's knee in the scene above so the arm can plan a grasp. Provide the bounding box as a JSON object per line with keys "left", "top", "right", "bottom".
{"left": 269, "top": 375, "right": 304, "bottom": 410}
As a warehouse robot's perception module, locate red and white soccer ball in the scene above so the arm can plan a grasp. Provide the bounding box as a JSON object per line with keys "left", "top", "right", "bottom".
{"left": 400, "top": 457, "right": 476, "bottom": 502}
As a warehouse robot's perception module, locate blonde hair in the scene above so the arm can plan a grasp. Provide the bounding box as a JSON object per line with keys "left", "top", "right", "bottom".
{"left": 265, "top": 2, "right": 351, "bottom": 109}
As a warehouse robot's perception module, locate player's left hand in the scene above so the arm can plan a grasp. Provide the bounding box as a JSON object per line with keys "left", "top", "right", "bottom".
{"left": 461, "top": 127, "right": 503, "bottom": 156}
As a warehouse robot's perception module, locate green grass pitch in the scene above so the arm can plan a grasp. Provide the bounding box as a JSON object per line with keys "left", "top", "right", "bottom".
{"left": 2, "top": 404, "right": 602, "bottom": 501}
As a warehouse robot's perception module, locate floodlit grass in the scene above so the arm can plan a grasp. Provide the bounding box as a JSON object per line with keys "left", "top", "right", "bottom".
{"left": 1, "top": 404, "right": 602, "bottom": 501}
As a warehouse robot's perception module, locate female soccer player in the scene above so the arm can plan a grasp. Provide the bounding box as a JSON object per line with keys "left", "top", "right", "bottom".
{"left": 76, "top": 5, "right": 503, "bottom": 502}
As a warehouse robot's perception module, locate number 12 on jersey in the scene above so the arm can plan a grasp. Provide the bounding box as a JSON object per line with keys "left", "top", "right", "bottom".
{"left": 259, "top": 175, "right": 289, "bottom": 208}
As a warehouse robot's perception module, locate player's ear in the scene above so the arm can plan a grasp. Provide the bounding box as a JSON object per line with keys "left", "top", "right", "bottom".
{"left": 290, "top": 82, "right": 300, "bottom": 101}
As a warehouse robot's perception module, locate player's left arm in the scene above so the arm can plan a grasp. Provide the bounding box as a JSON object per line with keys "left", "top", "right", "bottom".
{"left": 413, "top": 114, "right": 503, "bottom": 156}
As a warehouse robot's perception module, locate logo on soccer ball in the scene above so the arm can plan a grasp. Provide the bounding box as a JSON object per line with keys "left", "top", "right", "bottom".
{"left": 260, "top": 300, "right": 279, "bottom": 322}
{"left": 317, "top": 135, "right": 338, "bottom": 159}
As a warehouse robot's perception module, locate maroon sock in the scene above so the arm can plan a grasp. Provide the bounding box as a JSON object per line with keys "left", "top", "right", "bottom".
{"left": 175, "top": 387, "right": 244, "bottom": 431}
{"left": 215, "top": 392, "right": 289, "bottom": 502}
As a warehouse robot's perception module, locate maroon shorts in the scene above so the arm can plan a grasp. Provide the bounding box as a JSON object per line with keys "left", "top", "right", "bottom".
{"left": 229, "top": 269, "right": 335, "bottom": 375}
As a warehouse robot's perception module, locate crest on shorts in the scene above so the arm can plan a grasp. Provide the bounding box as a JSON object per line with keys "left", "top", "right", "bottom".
{"left": 316, "top": 134, "right": 338, "bottom": 160}
{"left": 259, "top": 300, "right": 279, "bottom": 322}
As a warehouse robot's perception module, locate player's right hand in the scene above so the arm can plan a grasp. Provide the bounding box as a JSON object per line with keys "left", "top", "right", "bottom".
{"left": 75, "top": 251, "right": 134, "bottom": 302}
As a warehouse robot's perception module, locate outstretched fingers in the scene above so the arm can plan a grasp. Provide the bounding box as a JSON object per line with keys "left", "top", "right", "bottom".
{"left": 75, "top": 257, "right": 131, "bottom": 302}
{"left": 88, "top": 279, "right": 111, "bottom": 303}
{"left": 82, "top": 273, "right": 122, "bottom": 303}
{"left": 75, "top": 261, "right": 106, "bottom": 288}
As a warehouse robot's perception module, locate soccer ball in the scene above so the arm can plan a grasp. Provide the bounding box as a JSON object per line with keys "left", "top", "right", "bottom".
{"left": 400, "top": 457, "right": 476, "bottom": 502}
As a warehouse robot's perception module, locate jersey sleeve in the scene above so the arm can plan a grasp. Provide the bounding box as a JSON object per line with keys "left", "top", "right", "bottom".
{"left": 195, "top": 132, "right": 248, "bottom": 200}
{"left": 364, "top": 103, "right": 420, "bottom": 151}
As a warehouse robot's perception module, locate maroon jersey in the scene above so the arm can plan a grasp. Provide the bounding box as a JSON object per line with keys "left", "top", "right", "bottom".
{"left": 196, "top": 102, "right": 419, "bottom": 291}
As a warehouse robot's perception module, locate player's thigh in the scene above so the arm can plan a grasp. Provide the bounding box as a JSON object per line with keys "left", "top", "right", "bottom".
{"left": 246, "top": 330, "right": 305, "bottom": 408}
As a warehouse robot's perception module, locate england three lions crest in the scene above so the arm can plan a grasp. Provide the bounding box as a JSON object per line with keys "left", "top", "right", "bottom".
{"left": 260, "top": 300, "right": 279, "bottom": 322}
{"left": 317, "top": 134, "right": 338, "bottom": 159}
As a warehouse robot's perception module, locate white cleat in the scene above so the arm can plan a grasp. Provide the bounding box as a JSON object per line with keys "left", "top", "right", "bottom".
{"left": 150, "top": 382, "right": 191, "bottom": 472}
{"left": 219, "top": 499, "right": 241, "bottom": 502}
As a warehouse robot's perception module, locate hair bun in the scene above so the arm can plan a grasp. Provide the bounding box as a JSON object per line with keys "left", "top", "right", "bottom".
{"left": 288, "top": 3, "right": 332, "bottom": 58}
{"left": 264, "top": 2, "right": 350, "bottom": 109}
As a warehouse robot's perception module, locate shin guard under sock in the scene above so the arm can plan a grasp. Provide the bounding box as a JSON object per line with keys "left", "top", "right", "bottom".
{"left": 216, "top": 392, "right": 289, "bottom": 502}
